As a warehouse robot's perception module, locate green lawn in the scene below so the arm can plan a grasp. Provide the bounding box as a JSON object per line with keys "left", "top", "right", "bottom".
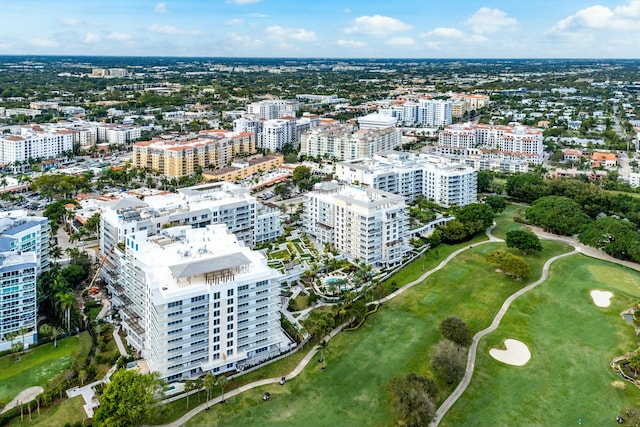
{"left": 443, "top": 255, "right": 640, "bottom": 427}
{"left": 0, "top": 333, "right": 92, "bottom": 406}
{"left": 489, "top": 203, "right": 528, "bottom": 240}
{"left": 7, "top": 396, "right": 86, "bottom": 427}
{"left": 184, "top": 241, "right": 572, "bottom": 427}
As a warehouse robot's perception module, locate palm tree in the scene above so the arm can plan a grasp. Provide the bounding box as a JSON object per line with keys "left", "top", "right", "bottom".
{"left": 19, "top": 326, "right": 28, "bottom": 354}
{"left": 216, "top": 375, "right": 229, "bottom": 403}
{"left": 78, "top": 369, "right": 88, "bottom": 386}
{"left": 204, "top": 372, "right": 216, "bottom": 409}
{"left": 318, "top": 339, "right": 329, "bottom": 369}
{"left": 50, "top": 245, "right": 63, "bottom": 262}
{"left": 51, "top": 326, "right": 63, "bottom": 348}
{"left": 55, "top": 291, "right": 75, "bottom": 332}
{"left": 194, "top": 377, "right": 204, "bottom": 403}
{"left": 184, "top": 379, "right": 196, "bottom": 409}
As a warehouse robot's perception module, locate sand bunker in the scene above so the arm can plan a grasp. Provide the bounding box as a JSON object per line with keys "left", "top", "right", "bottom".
{"left": 590, "top": 290, "right": 613, "bottom": 307}
{"left": 489, "top": 339, "right": 531, "bottom": 366}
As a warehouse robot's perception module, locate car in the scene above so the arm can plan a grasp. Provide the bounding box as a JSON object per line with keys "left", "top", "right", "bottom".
{"left": 262, "top": 392, "right": 270, "bottom": 401}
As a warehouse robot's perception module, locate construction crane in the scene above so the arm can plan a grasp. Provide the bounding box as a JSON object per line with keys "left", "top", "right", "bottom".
{"left": 87, "top": 247, "right": 113, "bottom": 294}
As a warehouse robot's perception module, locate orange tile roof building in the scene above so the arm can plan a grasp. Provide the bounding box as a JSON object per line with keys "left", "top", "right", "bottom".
{"left": 438, "top": 122, "right": 544, "bottom": 164}
{"left": 133, "top": 129, "right": 256, "bottom": 178}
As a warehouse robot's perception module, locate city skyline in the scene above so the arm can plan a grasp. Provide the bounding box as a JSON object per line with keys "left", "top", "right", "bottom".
{"left": 1, "top": 0, "right": 640, "bottom": 58}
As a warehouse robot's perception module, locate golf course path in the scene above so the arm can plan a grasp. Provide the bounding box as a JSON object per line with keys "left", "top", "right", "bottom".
{"left": 430, "top": 223, "right": 640, "bottom": 426}
{"left": 430, "top": 246, "right": 578, "bottom": 426}
{"left": 376, "top": 225, "right": 503, "bottom": 305}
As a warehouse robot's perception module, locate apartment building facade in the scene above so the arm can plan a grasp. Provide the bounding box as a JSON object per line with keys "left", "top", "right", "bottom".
{"left": 132, "top": 130, "right": 256, "bottom": 178}
{"left": 0, "top": 213, "right": 50, "bottom": 352}
{"left": 302, "top": 182, "right": 410, "bottom": 267}
{"left": 336, "top": 153, "right": 477, "bottom": 207}
{"left": 300, "top": 123, "right": 402, "bottom": 161}
{"left": 99, "top": 183, "right": 281, "bottom": 305}
{"left": 438, "top": 122, "right": 544, "bottom": 164}
{"left": 120, "top": 224, "right": 291, "bottom": 382}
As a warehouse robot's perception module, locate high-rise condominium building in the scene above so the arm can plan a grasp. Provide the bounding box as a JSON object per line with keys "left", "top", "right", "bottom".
{"left": 438, "top": 122, "right": 544, "bottom": 164}
{"left": 98, "top": 182, "right": 282, "bottom": 306}
{"left": 302, "top": 182, "right": 410, "bottom": 267}
{"left": 0, "top": 213, "right": 50, "bottom": 352}
{"left": 132, "top": 130, "right": 256, "bottom": 178}
{"left": 0, "top": 126, "right": 74, "bottom": 166}
{"left": 300, "top": 123, "right": 402, "bottom": 161}
{"left": 336, "top": 153, "right": 477, "bottom": 208}
{"left": 120, "top": 224, "right": 291, "bottom": 382}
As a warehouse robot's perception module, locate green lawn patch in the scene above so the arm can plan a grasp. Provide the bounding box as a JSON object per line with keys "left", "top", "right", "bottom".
{"left": 490, "top": 203, "right": 528, "bottom": 240}
{"left": 269, "top": 250, "right": 290, "bottom": 260}
{"left": 183, "top": 241, "right": 573, "bottom": 427}
{"left": 7, "top": 396, "right": 86, "bottom": 427}
{"left": 0, "top": 333, "right": 92, "bottom": 406}
{"left": 443, "top": 255, "right": 640, "bottom": 426}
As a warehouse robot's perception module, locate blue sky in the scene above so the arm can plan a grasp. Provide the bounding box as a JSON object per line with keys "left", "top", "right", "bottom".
{"left": 1, "top": 0, "right": 640, "bottom": 58}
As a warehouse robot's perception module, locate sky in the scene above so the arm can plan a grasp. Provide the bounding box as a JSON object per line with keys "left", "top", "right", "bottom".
{"left": 1, "top": 0, "right": 640, "bottom": 58}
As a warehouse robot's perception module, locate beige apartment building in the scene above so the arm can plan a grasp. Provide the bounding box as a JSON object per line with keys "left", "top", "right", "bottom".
{"left": 133, "top": 130, "right": 256, "bottom": 177}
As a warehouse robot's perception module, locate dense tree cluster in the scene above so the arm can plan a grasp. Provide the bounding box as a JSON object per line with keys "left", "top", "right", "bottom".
{"left": 578, "top": 217, "right": 640, "bottom": 262}
{"left": 525, "top": 196, "right": 592, "bottom": 235}
{"left": 440, "top": 203, "right": 495, "bottom": 243}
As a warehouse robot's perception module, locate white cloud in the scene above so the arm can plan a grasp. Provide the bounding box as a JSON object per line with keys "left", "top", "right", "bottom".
{"left": 266, "top": 25, "right": 316, "bottom": 41}
{"left": 28, "top": 38, "right": 59, "bottom": 48}
{"left": 147, "top": 24, "right": 200, "bottom": 35}
{"left": 344, "top": 8, "right": 351, "bottom": 13}
{"left": 344, "top": 15, "right": 413, "bottom": 36}
{"left": 106, "top": 32, "right": 132, "bottom": 41}
{"left": 225, "top": 32, "right": 264, "bottom": 49}
{"left": 227, "top": 0, "right": 261, "bottom": 4}
{"left": 336, "top": 39, "right": 366, "bottom": 48}
{"left": 466, "top": 7, "right": 517, "bottom": 34}
{"left": 225, "top": 18, "right": 244, "bottom": 25}
{"left": 420, "top": 27, "right": 487, "bottom": 45}
{"left": 424, "top": 41, "right": 442, "bottom": 50}
{"left": 549, "top": 1, "right": 640, "bottom": 33}
{"left": 0, "top": 41, "right": 13, "bottom": 50}
{"left": 250, "top": 13, "right": 269, "bottom": 18}
{"left": 59, "top": 17, "right": 82, "bottom": 26}
{"left": 84, "top": 32, "right": 102, "bottom": 44}
{"left": 424, "top": 27, "right": 465, "bottom": 39}
{"left": 385, "top": 37, "right": 416, "bottom": 47}
{"left": 154, "top": 2, "right": 168, "bottom": 14}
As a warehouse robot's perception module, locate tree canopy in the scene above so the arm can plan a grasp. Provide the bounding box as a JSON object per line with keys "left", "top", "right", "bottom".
{"left": 505, "top": 173, "right": 549, "bottom": 204}
{"left": 578, "top": 217, "right": 640, "bottom": 262}
{"left": 439, "top": 316, "right": 472, "bottom": 347}
{"left": 93, "top": 369, "right": 164, "bottom": 427}
{"left": 387, "top": 373, "right": 438, "bottom": 427}
{"left": 525, "top": 195, "right": 591, "bottom": 235}
{"left": 505, "top": 229, "right": 542, "bottom": 255}
{"left": 486, "top": 249, "right": 531, "bottom": 280}
{"left": 431, "top": 340, "right": 466, "bottom": 385}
